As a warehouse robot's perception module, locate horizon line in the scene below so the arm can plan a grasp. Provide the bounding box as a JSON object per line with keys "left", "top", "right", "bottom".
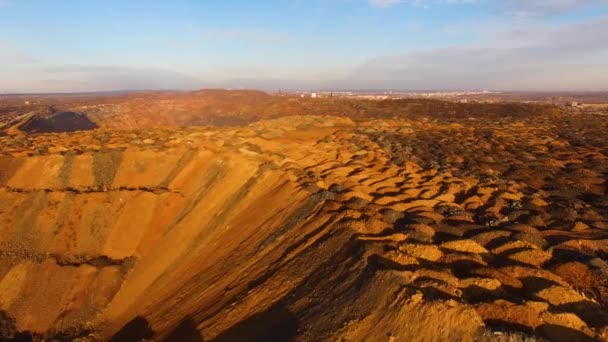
{"left": 3, "top": 88, "right": 608, "bottom": 96}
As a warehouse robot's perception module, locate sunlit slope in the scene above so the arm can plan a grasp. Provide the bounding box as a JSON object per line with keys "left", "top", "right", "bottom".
{"left": 0, "top": 131, "right": 322, "bottom": 337}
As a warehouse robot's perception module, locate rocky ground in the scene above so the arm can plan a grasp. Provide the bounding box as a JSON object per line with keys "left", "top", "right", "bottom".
{"left": 0, "top": 111, "right": 607, "bottom": 341}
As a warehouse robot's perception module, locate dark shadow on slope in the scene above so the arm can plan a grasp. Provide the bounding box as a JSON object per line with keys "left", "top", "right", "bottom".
{"left": 0, "top": 310, "right": 39, "bottom": 342}
{"left": 164, "top": 317, "right": 204, "bottom": 342}
{"left": 0, "top": 310, "right": 18, "bottom": 340}
{"left": 538, "top": 324, "right": 599, "bottom": 342}
{"left": 110, "top": 316, "right": 155, "bottom": 342}
{"left": 212, "top": 302, "right": 299, "bottom": 342}
{"left": 21, "top": 111, "right": 97, "bottom": 133}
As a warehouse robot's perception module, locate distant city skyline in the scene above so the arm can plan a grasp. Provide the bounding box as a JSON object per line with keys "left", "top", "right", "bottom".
{"left": 1, "top": 0, "right": 608, "bottom": 93}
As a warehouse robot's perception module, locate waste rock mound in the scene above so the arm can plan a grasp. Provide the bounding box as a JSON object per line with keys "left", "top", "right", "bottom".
{"left": 20, "top": 111, "right": 98, "bottom": 133}
{"left": 0, "top": 114, "right": 607, "bottom": 341}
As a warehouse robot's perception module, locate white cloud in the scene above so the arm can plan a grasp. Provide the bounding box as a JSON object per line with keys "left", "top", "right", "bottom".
{"left": 368, "top": 0, "right": 608, "bottom": 14}
{"left": 369, "top": 0, "right": 402, "bottom": 8}
{"left": 0, "top": 64, "right": 204, "bottom": 93}
{"left": 41, "top": 65, "right": 203, "bottom": 91}
{"left": 350, "top": 16, "right": 608, "bottom": 90}
{"left": 501, "top": 0, "right": 608, "bottom": 16}
{"left": 368, "top": 0, "right": 478, "bottom": 8}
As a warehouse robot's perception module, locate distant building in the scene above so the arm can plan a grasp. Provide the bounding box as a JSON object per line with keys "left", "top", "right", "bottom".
{"left": 311, "top": 93, "right": 318, "bottom": 98}
{"left": 24, "top": 101, "right": 31, "bottom": 105}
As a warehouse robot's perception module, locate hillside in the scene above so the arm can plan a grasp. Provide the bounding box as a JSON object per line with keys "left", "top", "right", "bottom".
{"left": 1, "top": 90, "right": 562, "bottom": 134}
{"left": 0, "top": 93, "right": 607, "bottom": 341}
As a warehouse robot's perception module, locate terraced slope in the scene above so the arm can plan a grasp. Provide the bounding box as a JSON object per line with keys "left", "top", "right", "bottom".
{"left": 0, "top": 115, "right": 607, "bottom": 341}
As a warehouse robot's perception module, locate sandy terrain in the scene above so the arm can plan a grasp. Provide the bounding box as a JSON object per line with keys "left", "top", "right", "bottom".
{"left": 0, "top": 93, "right": 607, "bottom": 341}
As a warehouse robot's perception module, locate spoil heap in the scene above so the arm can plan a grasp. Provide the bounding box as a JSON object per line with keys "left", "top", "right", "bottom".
{"left": 0, "top": 114, "right": 607, "bottom": 341}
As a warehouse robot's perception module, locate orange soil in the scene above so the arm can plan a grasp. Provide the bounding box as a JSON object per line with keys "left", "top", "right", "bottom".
{"left": 0, "top": 111, "right": 607, "bottom": 341}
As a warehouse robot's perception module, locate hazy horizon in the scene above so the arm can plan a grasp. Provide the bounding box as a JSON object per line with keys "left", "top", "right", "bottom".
{"left": 5, "top": 88, "right": 608, "bottom": 97}
{"left": 2, "top": 0, "right": 608, "bottom": 93}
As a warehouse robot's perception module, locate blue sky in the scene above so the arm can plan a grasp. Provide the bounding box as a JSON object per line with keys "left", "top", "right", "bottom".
{"left": 1, "top": 0, "right": 608, "bottom": 92}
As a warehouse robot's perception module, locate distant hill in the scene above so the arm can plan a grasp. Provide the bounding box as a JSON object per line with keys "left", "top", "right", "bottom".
{"left": 1, "top": 89, "right": 564, "bottom": 134}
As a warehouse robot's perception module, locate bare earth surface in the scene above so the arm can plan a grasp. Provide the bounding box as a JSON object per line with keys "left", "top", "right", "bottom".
{"left": 0, "top": 93, "right": 608, "bottom": 342}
